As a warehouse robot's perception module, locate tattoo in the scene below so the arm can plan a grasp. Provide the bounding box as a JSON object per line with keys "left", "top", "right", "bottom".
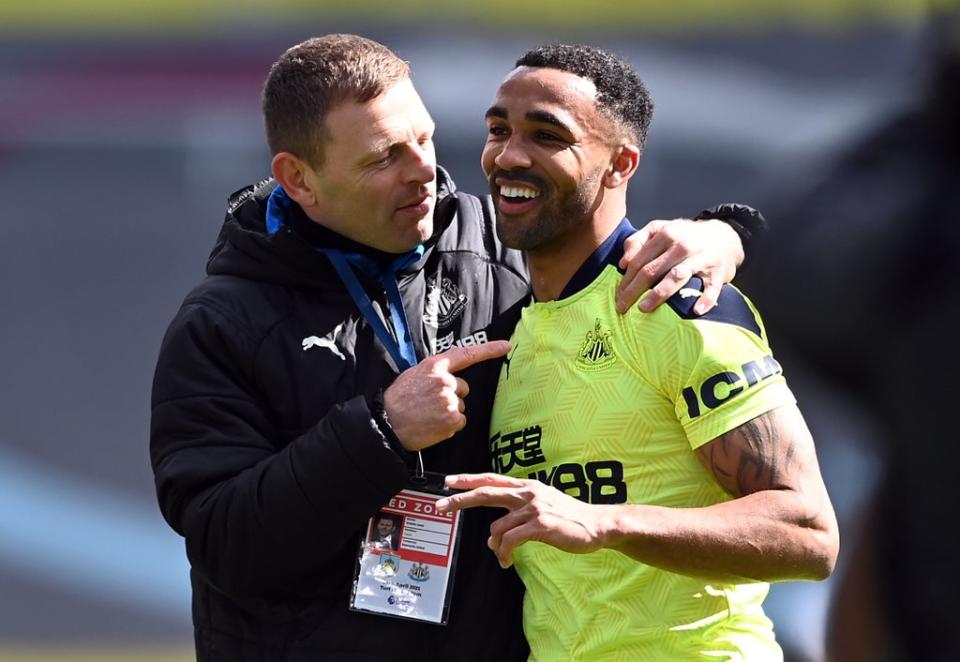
{"left": 706, "top": 409, "right": 796, "bottom": 497}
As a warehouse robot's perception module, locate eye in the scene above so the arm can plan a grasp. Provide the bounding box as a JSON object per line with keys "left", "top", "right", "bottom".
{"left": 370, "top": 152, "right": 394, "bottom": 167}
{"left": 536, "top": 130, "right": 563, "bottom": 142}
{"left": 487, "top": 125, "right": 508, "bottom": 137}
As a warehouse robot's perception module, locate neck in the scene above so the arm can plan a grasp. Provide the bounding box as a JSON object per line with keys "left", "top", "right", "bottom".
{"left": 527, "top": 206, "right": 624, "bottom": 302}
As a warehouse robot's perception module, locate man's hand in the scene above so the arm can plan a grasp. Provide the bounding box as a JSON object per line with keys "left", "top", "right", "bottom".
{"left": 616, "top": 219, "right": 744, "bottom": 316}
{"left": 438, "top": 473, "right": 611, "bottom": 568}
{"left": 383, "top": 341, "right": 510, "bottom": 451}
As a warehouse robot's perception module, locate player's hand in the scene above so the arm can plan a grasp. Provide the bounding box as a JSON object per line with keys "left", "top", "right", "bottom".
{"left": 438, "top": 473, "right": 612, "bottom": 568}
{"left": 383, "top": 341, "right": 510, "bottom": 451}
{"left": 616, "top": 218, "right": 743, "bottom": 316}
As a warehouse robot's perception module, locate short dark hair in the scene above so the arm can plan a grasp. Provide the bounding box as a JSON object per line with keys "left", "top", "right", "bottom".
{"left": 262, "top": 34, "right": 411, "bottom": 166}
{"left": 516, "top": 44, "right": 653, "bottom": 149}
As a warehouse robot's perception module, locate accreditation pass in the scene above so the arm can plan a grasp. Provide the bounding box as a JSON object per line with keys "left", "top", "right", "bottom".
{"left": 350, "top": 488, "right": 462, "bottom": 624}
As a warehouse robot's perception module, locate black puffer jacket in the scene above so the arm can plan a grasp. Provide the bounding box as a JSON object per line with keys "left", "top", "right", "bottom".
{"left": 150, "top": 170, "right": 531, "bottom": 661}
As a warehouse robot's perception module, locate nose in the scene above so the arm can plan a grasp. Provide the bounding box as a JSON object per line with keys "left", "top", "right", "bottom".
{"left": 405, "top": 140, "right": 436, "bottom": 185}
{"left": 494, "top": 135, "right": 532, "bottom": 171}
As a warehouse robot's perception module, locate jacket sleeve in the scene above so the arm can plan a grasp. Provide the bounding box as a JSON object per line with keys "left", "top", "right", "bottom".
{"left": 150, "top": 300, "right": 409, "bottom": 598}
{"left": 694, "top": 203, "right": 767, "bottom": 269}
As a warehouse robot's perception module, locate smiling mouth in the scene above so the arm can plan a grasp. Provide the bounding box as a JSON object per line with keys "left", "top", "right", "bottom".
{"left": 494, "top": 180, "right": 542, "bottom": 216}
{"left": 499, "top": 184, "right": 541, "bottom": 201}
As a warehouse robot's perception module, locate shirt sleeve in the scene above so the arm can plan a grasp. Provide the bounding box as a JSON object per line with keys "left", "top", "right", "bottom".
{"left": 626, "top": 283, "right": 796, "bottom": 450}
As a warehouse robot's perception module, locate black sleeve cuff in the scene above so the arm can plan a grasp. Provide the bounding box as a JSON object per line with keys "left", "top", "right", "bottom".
{"left": 693, "top": 203, "right": 768, "bottom": 268}
{"left": 369, "top": 389, "right": 417, "bottom": 471}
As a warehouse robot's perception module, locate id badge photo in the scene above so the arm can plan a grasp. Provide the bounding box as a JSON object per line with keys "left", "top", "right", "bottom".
{"left": 349, "top": 472, "right": 462, "bottom": 625}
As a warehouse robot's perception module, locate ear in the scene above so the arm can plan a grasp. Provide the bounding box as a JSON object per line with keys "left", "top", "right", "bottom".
{"left": 271, "top": 152, "right": 317, "bottom": 207}
{"left": 603, "top": 144, "right": 640, "bottom": 189}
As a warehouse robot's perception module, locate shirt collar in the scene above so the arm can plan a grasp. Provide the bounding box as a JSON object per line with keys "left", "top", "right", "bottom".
{"left": 557, "top": 218, "right": 636, "bottom": 300}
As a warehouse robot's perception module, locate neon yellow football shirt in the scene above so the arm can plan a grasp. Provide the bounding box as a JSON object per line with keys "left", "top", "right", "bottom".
{"left": 489, "top": 225, "right": 794, "bottom": 661}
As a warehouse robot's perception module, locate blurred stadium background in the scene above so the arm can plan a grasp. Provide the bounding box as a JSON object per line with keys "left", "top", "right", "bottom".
{"left": 1, "top": 1, "right": 953, "bottom": 660}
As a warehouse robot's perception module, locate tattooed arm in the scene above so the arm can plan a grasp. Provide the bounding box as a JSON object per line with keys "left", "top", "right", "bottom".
{"left": 440, "top": 404, "right": 838, "bottom": 583}
{"left": 606, "top": 403, "right": 839, "bottom": 583}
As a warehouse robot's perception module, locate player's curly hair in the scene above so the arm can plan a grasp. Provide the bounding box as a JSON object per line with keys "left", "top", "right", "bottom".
{"left": 516, "top": 44, "right": 653, "bottom": 150}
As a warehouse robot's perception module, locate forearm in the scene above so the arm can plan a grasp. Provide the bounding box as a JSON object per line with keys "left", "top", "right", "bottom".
{"left": 600, "top": 489, "right": 837, "bottom": 583}
{"left": 160, "top": 396, "right": 410, "bottom": 596}
{"left": 442, "top": 408, "right": 839, "bottom": 581}
{"left": 152, "top": 306, "right": 414, "bottom": 596}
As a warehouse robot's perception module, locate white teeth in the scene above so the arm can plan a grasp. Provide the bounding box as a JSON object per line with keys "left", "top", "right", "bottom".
{"left": 500, "top": 185, "right": 540, "bottom": 199}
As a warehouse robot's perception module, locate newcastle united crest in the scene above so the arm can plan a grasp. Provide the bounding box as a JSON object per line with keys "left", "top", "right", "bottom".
{"left": 424, "top": 276, "right": 467, "bottom": 328}
{"left": 408, "top": 562, "right": 431, "bottom": 582}
{"left": 576, "top": 319, "right": 616, "bottom": 370}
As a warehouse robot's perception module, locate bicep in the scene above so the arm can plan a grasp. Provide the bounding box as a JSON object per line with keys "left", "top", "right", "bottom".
{"left": 694, "top": 404, "right": 821, "bottom": 498}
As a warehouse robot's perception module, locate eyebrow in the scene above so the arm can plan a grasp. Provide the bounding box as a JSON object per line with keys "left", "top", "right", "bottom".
{"left": 368, "top": 141, "right": 393, "bottom": 156}
{"left": 485, "top": 106, "right": 573, "bottom": 135}
{"left": 526, "top": 110, "right": 572, "bottom": 134}
{"left": 485, "top": 106, "right": 508, "bottom": 121}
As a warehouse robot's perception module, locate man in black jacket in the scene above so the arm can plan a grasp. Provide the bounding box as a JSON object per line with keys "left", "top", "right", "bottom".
{"left": 150, "top": 34, "right": 756, "bottom": 660}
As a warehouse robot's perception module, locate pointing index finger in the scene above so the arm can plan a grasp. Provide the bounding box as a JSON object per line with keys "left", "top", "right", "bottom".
{"left": 445, "top": 472, "right": 525, "bottom": 490}
{"left": 436, "top": 486, "right": 528, "bottom": 514}
{"left": 439, "top": 340, "right": 511, "bottom": 373}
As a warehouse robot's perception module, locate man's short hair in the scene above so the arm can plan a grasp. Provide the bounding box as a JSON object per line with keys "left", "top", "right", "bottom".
{"left": 262, "top": 34, "right": 411, "bottom": 166}
{"left": 515, "top": 44, "right": 653, "bottom": 150}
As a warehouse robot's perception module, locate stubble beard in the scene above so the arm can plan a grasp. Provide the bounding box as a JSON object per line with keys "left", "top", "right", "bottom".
{"left": 495, "top": 169, "right": 602, "bottom": 252}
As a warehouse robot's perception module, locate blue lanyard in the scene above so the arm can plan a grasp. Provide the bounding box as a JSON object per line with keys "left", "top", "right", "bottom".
{"left": 321, "top": 248, "right": 421, "bottom": 371}
{"left": 266, "top": 184, "right": 422, "bottom": 371}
